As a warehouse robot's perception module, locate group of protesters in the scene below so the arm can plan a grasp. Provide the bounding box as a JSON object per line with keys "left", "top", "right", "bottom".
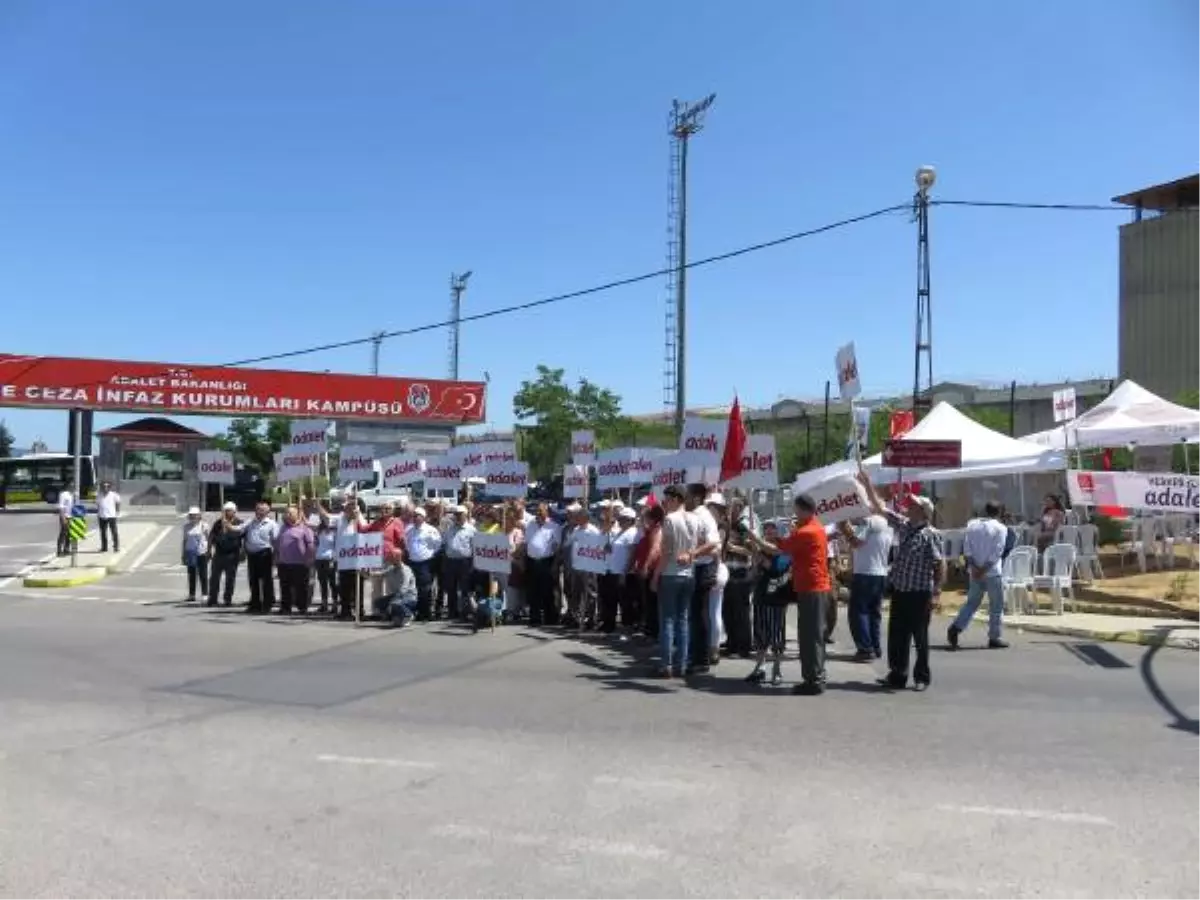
{"left": 177, "top": 462, "right": 959, "bottom": 693}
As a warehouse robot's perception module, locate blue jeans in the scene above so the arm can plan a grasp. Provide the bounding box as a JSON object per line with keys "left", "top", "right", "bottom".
{"left": 657, "top": 574, "right": 693, "bottom": 673}
{"left": 954, "top": 574, "right": 1004, "bottom": 640}
{"left": 375, "top": 593, "right": 418, "bottom": 626}
{"left": 849, "top": 574, "right": 886, "bottom": 655}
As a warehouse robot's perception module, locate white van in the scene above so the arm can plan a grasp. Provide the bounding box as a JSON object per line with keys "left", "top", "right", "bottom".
{"left": 329, "top": 460, "right": 412, "bottom": 512}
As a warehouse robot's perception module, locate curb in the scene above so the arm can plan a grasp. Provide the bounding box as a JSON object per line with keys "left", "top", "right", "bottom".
{"left": 1014, "top": 621, "right": 1200, "bottom": 651}
{"left": 23, "top": 568, "right": 108, "bottom": 588}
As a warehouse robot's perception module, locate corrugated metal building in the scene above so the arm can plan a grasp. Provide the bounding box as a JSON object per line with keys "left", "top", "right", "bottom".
{"left": 1114, "top": 175, "right": 1199, "bottom": 401}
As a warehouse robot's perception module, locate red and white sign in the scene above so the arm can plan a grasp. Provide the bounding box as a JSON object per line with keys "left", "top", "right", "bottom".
{"left": 379, "top": 452, "right": 425, "bottom": 489}
{"left": 275, "top": 449, "right": 320, "bottom": 482}
{"left": 472, "top": 532, "right": 513, "bottom": 574}
{"left": 484, "top": 460, "right": 529, "bottom": 497}
{"left": 802, "top": 474, "right": 871, "bottom": 525}
{"left": 422, "top": 454, "right": 464, "bottom": 492}
{"left": 289, "top": 420, "right": 329, "bottom": 454}
{"left": 650, "top": 453, "right": 689, "bottom": 490}
{"left": 595, "top": 448, "right": 631, "bottom": 491}
{"left": 882, "top": 439, "right": 962, "bottom": 469}
{"left": 629, "top": 447, "right": 665, "bottom": 486}
{"left": 678, "top": 417, "right": 724, "bottom": 468}
{"left": 196, "top": 449, "right": 235, "bottom": 485}
{"left": 451, "top": 440, "right": 516, "bottom": 478}
{"left": 336, "top": 532, "right": 385, "bottom": 571}
{"left": 1067, "top": 470, "right": 1199, "bottom": 514}
{"left": 563, "top": 464, "right": 589, "bottom": 498}
{"left": 836, "top": 342, "right": 861, "bottom": 401}
{"left": 1053, "top": 387, "right": 1077, "bottom": 424}
{"left": 571, "top": 430, "right": 596, "bottom": 465}
{"left": 571, "top": 531, "right": 610, "bottom": 575}
{"left": 721, "top": 434, "right": 778, "bottom": 490}
{"left": 0, "top": 353, "right": 487, "bottom": 423}
{"left": 336, "top": 445, "right": 374, "bottom": 484}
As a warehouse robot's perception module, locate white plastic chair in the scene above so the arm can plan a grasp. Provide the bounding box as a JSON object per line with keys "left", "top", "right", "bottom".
{"left": 1076, "top": 523, "right": 1104, "bottom": 581}
{"left": 1032, "top": 542, "right": 1076, "bottom": 614}
{"left": 1002, "top": 546, "right": 1037, "bottom": 615}
{"left": 1120, "top": 517, "right": 1161, "bottom": 573}
{"left": 1161, "top": 515, "right": 1192, "bottom": 568}
{"left": 1064, "top": 509, "right": 1080, "bottom": 526}
{"left": 941, "top": 531, "right": 966, "bottom": 575}
{"left": 1054, "top": 524, "right": 1079, "bottom": 549}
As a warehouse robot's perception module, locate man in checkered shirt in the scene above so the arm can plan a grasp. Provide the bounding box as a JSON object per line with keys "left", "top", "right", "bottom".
{"left": 857, "top": 469, "right": 945, "bottom": 691}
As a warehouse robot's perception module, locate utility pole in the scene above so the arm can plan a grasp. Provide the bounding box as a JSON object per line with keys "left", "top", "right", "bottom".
{"left": 912, "top": 165, "right": 936, "bottom": 418}
{"left": 447, "top": 271, "right": 472, "bottom": 380}
{"left": 664, "top": 93, "right": 716, "bottom": 439}
{"left": 370, "top": 331, "right": 385, "bottom": 376}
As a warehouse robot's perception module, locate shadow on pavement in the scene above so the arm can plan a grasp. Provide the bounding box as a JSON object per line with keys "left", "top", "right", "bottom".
{"left": 1140, "top": 632, "right": 1199, "bottom": 735}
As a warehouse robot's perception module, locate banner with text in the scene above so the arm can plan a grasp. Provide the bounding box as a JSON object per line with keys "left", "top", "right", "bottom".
{"left": 484, "top": 460, "right": 529, "bottom": 497}
{"left": 275, "top": 450, "right": 321, "bottom": 483}
{"left": 595, "top": 448, "right": 633, "bottom": 491}
{"left": 678, "top": 416, "right": 724, "bottom": 469}
{"left": 1053, "top": 387, "right": 1078, "bottom": 423}
{"left": 423, "top": 454, "right": 464, "bottom": 492}
{"left": 1067, "top": 470, "right": 1198, "bottom": 514}
{"left": 571, "top": 430, "right": 596, "bottom": 465}
{"left": 721, "top": 434, "right": 779, "bottom": 490}
{"left": 472, "top": 532, "right": 513, "bottom": 574}
{"left": 336, "top": 532, "right": 385, "bottom": 571}
{"left": 379, "top": 452, "right": 425, "bottom": 489}
{"left": 289, "top": 420, "right": 330, "bottom": 455}
{"left": 337, "top": 445, "right": 374, "bottom": 485}
{"left": 452, "top": 440, "right": 517, "bottom": 478}
{"left": 196, "top": 449, "right": 235, "bottom": 485}
{"left": 794, "top": 473, "right": 872, "bottom": 525}
{"left": 571, "top": 531, "right": 610, "bottom": 574}
{"left": 563, "top": 464, "right": 589, "bottom": 498}
{"left": 629, "top": 447, "right": 666, "bottom": 485}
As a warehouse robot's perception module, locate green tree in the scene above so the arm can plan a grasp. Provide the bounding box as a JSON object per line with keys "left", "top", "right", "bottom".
{"left": 213, "top": 416, "right": 293, "bottom": 474}
{"left": 513, "top": 366, "right": 632, "bottom": 479}
{"left": 0, "top": 420, "right": 14, "bottom": 458}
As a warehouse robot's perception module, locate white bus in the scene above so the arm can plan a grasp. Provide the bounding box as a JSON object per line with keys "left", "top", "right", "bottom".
{"left": 0, "top": 453, "right": 97, "bottom": 505}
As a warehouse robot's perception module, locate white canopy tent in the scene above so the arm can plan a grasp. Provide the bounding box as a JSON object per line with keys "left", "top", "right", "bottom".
{"left": 1023, "top": 380, "right": 1200, "bottom": 449}
{"left": 861, "top": 401, "right": 1065, "bottom": 483}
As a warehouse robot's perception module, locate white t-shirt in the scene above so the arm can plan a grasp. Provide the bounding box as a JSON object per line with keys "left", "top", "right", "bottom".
{"left": 58, "top": 491, "right": 73, "bottom": 517}
{"left": 96, "top": 490, "right": 120, "bottom": 519}
{"left": 607, "top": 526, "right": 638, "bottom": 574}
{"left": 691, "top": 504, "right": 720, "bottom": 565}
{"left": 851, "top": 515, "right": 893, "bottom": 577}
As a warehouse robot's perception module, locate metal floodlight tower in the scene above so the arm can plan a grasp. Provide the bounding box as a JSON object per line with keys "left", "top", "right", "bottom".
{"left": 448, "top": 271, "right": 472, "bottom": 380}
{"left": 664, "top": 92, "right": 716, "bottom": 439}
{"left": 912, "top": 165, "right": 936, "bottom": 418}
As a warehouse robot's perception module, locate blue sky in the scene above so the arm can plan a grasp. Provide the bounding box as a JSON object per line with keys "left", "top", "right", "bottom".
{"left": 0, "top": 0, "right": 1196, "bottom": 449}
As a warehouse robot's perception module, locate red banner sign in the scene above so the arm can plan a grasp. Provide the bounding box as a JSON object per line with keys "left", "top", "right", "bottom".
{"left": 881, "top": 439, "right": 963, "bottom": 469}
{"left": 0, "top": 354, "right": 486, "bottom": 424}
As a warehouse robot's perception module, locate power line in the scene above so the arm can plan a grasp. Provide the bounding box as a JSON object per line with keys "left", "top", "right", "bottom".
{"left": 932, "top": 199, "right": 1134, "bottom": 212}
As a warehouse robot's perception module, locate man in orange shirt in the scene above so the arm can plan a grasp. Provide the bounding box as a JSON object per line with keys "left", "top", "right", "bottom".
{"left": 746, "top": 493, "right": 831, "bottom": 695}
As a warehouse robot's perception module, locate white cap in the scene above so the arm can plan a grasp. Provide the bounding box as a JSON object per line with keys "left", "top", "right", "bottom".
{"left": 222, "top": 501, "right": 237, "bottom": 511}
{"left": 450, "top": 504, "right": 466, "bottom": 514}
{"left": 566, "top": 502, "right": 583, "bottom": 512}
{"left": 706, "top": 493, "right": 728, "bottom": 507}
{"left": 187, "top": 506, "right": 201, "bottom": 516}
{"left": 413, "top": 507, "right": 427, "bottom": 518}
{"left": 909, "top": 495, "right": 935, "bottom": 516}
{"left": 617, "top": 507, "right": 637, "bottom": 521}
{"left": 596, "top": 499, "right": 613, "bottom": 508}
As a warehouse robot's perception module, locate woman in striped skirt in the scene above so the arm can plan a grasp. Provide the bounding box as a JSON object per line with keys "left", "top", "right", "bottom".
{"left": 747, "top": 520, "right": 794, "bottom": 686}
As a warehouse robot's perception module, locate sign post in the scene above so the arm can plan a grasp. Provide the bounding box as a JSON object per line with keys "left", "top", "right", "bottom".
{"left": 335, "top": 532, "right": 384, "bottom": 625}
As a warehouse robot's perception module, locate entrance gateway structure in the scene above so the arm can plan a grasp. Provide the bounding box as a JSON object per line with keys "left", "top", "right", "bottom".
{"left": 0, "top": 353, "right": 487, "bottom": 512}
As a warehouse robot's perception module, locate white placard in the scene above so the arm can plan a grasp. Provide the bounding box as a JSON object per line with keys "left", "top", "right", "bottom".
{"left": 452, "top": 441, "right": 516, "bottom": 478}
{"left": 337, "top": 445, "right": 374, "bottom": 484}
{"left": 571, "top": 531, "right": 610, "bottom": 574}
{"left": 276, "top": 449, "right": 320, "bottom": 483}
{"left": 721, "top": 434, "right": 779, "bottom": 490}
{"left": 484, "top": 460, "right": 529, "bottom": 497}
{"left": 628, "top": 447, "right": 666, "bottom": 485}
{"left": 289, "top": 419, "right": 329, "bottom": 455}
{"left": 378, "top": 452, "right": 425, "bottom": 488}
{"left": 423, "top": 454, "right": 464, "bottom": 492}
{"left": 595, "top": 448, "right": 632, "bottom": 491}
{"left": 1066, "top": 470, "right": 1199, "bottom": 513}
{"left": 336, "top": 532, "right": 384, "bottom": 571}
{"left": 196, "top": 449, "right": 235, "bottom": 485}
{"left": 678, "top": 416, "right": 724, "bottom": 468}
{"left": 1053, "top": 387, "right": 1077, "bottom": 423}
{"left": 836, "top": 342, "right": 861, "bottom": 401}
{"left": 571, "top": 430, "right": 596, "bottom": 465}
{"left": 650, "top": 452, "right": 689, "bottom": 491}
{"left": 563, "top": 464, "right": 589, "bottom": 498}
{"left": 472, "top": 532, "right": 512, "bottom": 574}
{"left": 795, "top": 474, "right": 872, "bottom": 525}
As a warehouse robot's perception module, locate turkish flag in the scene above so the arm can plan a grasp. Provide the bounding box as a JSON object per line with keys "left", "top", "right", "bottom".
{"left": 719, "top": 396, "right": 748, "bottom": 484}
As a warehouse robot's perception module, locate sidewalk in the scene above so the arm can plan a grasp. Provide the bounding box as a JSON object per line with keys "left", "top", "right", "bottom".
{"left": 996, "top": 612, "right": 1199, "bottom": 651}
{"left": 22, "top": 521, "right": 168, "bottom": 588}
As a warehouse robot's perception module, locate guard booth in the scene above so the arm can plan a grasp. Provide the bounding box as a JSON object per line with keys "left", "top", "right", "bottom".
{"left": 96, "top": 417, "right": 210, "bottom": 513}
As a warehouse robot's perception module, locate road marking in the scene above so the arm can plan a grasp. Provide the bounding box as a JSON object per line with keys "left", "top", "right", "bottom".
{"left": 0, "top": 550, "right": 56, "bottom": 591}
{"left": 0, "top": 542, "right": 55, "bottom": 549}
{"left": 433, "top": 824, "right": 666, "bottom": 859}
{"left": 129, "top": 526, "right": 174, "bottom": 571}
{"left": 935, "top": 804, "right": 1114, "bottom": 826}
{"left": 316, "top": 754, "right": 437, "bottom": 770}
{"left": 593, "top": 774, "right": 698, "bottom": 792}
{"left": 75, "top": 584, "right": 175, "bottom": 594}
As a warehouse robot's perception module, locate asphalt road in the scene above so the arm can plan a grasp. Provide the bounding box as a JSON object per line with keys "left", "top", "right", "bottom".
{"left": 0, "top": 519, "right": 1197, "bottom": 898}
{"left": 0, "top": 511, "right": 60, "bottom": 587}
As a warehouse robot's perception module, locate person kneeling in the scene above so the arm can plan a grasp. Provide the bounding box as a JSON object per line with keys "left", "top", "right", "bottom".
{"left": 469, "top": 575, "right": 503, "bottom": 633}
{"left": 373, "top": 559, "right": 419, "bottom": 628}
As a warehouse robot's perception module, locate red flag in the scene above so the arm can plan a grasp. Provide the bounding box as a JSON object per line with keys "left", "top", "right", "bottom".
{"left": 889, "top": 410, "right": 914, "bottom": 439}
{"left": 719, "top": 396, "right": 748, "bottom": 484}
